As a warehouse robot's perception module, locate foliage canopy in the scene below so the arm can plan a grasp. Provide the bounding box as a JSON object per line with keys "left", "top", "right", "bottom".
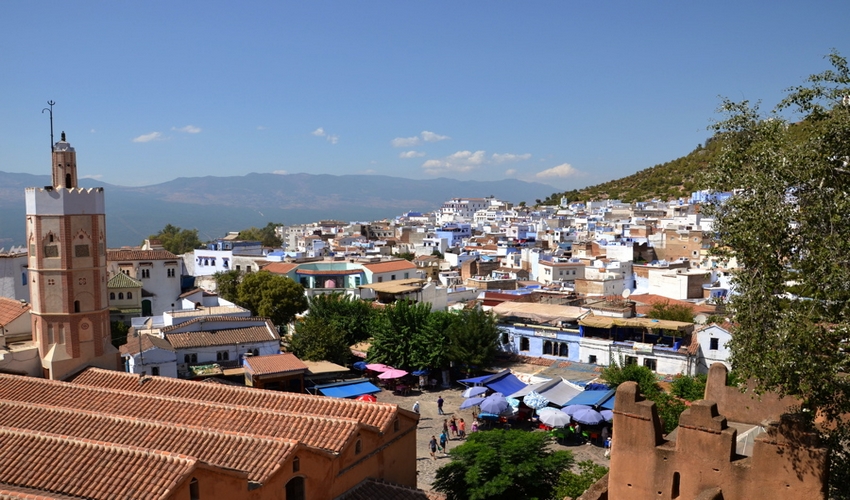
{"left": 148, "top": 224, "right": 203, "bottom": 255}
{"left": 235, "top": 271, "right": 308, "bottom": 327}
{"left": 237, "top": 222, "right": 283, "bottom": 248}
{"left": 433, "top": 429, "right": 573, "bottom": 500}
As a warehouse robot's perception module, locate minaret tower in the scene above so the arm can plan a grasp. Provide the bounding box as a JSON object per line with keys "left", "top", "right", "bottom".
{"left": 26, "top": 124, "right": 119, "bottom": 380}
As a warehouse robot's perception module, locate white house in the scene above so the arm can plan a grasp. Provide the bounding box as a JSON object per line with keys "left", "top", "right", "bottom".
{"left": 694, "top": 323, "right": 733, "bottom": 374}
{"left": 107, "top": 249, "right": 182, "bottom": 316}
{"left": 0, "top": 248, "right": 29, "bottom": 301}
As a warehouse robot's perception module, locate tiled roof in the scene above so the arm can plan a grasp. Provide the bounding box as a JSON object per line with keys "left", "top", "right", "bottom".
{"left": 337, "top": 479, "right": 446, "bottom": 500}
{"left": 119, "top": 333, "right": 176, "bottom": 355}
{"left": 0, "top": 374, "right": 360, "bottom": 453}
{"left": 0, "top": 297, "right": 30, "bottom": 326}
{"left": 245, "top": 353, "right": 309, "bottom": 375}
{"left": 161, "top": 315, "right": 274, "bottom": 333}
{"left": 69, "top": 367, "right": 398, "bottom": 431}
{"left": 0, "top": 400, "right": 297, "bottom": 484}
{"left": 296, "top": 269, "right": 361, "bottom": 276}
{"left": 166, "top": 325, "right": 279, "bottom": 349}
{"left": 362, "top": 260, "right": 416, "bottom": 274}
{"left": 263, "top": 262, "right": 298, "bottom": 274}
{"left": 107, "top": 249, "right": 178, "bottom": 261}
{"left": 0, "top": 426, "right": 196, "bottom": 500}
{"left": 106, "top": 272, "right": 142, "bottom": 289}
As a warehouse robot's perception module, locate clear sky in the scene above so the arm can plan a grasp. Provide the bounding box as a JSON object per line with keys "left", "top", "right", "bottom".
{"left": 1, "top": 1, "right": 847, "bottom": 190}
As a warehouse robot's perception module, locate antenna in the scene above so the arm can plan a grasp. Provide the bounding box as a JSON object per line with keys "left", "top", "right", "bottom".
{"left": 42, "top": 100, "right": 56, "bottom": 152}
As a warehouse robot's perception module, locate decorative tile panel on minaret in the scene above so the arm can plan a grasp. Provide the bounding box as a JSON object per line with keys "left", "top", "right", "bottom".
{"left": 26, "top": 132, "right": 119, "bottom": 380}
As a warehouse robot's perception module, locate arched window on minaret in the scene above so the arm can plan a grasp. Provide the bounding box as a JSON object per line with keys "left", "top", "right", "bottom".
{"left": 65, "top": 173, "right": 72, "bottom": 189}
{"left": 74, "top": 300, "right": 80, "bottom": 313}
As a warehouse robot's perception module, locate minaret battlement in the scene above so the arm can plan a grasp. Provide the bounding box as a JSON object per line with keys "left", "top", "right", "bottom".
{"left": 25, "top": 187, "right": 105, "bottom": 216}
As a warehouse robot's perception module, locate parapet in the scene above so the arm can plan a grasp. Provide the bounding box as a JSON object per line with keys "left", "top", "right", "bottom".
{"left": 25, "top": 186, "right": 105, "bottom": 216}
{"left": 704, "top": 363, "right": 801, "bottom": 425}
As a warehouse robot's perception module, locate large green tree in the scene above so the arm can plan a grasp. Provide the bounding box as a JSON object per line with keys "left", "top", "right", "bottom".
{"left": 235, "top": 271, "right": 308, "bottom": 327}
{"left": 433, "top": 430, "right": 573, "bottom": 500}
{"left": 703, "top": 51, "right": 850, "bottom": 498}
{"left": 148, "top": 224, "right": 203, "bottom": 255}
{"left": 237, "top": 222, "right": 283, "bottom": 248}
{"left": 214, "top": 269, "right": 242, "bottom": 303}
{"left": 446, "top": 307, "right": 502, "bottom": 373}
{"left": 367, "top": 300, "right": 432, "bottom": 370}
{"left": 305, "top": 293, "right": 375, "bottom": 346}
{"left": 289, "top": 315, "right": 350, "bottom": 365}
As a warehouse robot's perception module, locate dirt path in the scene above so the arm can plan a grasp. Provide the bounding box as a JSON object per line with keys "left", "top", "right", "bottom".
{"left": 374, "top": 361, "right": 611, "bottom": 492}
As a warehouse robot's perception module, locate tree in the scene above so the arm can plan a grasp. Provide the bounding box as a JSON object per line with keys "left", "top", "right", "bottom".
{"left": 703, "top": 51, "right": 850, "bottom": 498}
{"left": 304, "top": 292, "right": 375, "bottom": 346}
{"left": 395, "top": 251, "right": 416, "bottom": 261}
{"left": 433, "top": 430, "right": 573, "bottom": 500}
{"left": 289, "top": 315, "right": 350, "bottom": 365}
{"left": 646, "top": 300, "right": 695, "bottom": 323}
{"left": 214, "top": 269, "right": 242, "bottom": 303}
{"left": 110, "top": 321, "right": 130, "bottom": 348}
{"left": 670, "top": 373, "right": 707, "bottom": 401}
{"left": 553, "top": 460, "right": 609, "bottom": 500}
{"left": 235, "top": 271, "right": 308, "bottom": 327}
{"left": 367, "top": 300, "right": 432, "bottom": 370}
{"left": 237, "top": 222, "right": 283, "bottom": 248}
{"left": 446, "top": 307, "right": 501, "bottom": 373}
{"left": 148, "top": 224, "right": 203, "bottom": 255}
{"left": 410, "top": 310, "right": 454, "bottom": 370}
{"left": 601, "top": 362, "right": 685, "bottom": 434}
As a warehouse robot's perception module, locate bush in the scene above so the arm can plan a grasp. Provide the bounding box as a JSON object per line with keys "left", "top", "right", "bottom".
{"left": 670, "top": 374, "right": 707, "bottom": 401}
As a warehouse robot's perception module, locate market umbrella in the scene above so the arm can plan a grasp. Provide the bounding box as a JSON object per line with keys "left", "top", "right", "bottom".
{"left": 539, "top": 410, "right": 572, "bottom": 428}
{"left": 505, "top": 397, "right": 521, "bottom": 409}
{"left": 562, "top": 404, "right": 593, "bottom": 416}
{"left": 462, "top": 386, "right": 488, "bottom": 398}
{"left": 523, "top": 391, "right": 550, "bottom": 410}
{"left": 600, "top": 410, "right": 614, "bottom": 422}
{"left": 572, "top": 408, "right": 605, "bottom": 426}
{"left": 355, "top": 394, "right": 377, "bottom": 402}
{"left": 460, "top": 397, "right": 485, "bottom": 410}
{"left": 479, "top": 394, "right": 509, "bottom": 415}
{"left": 352, "top": 361, "right": 368, "bottom": 371}
{"left": 411, "top": 368, "right": 430, "bottom": 376}
{"left": 537, "top": 407, "right": 561, "bottom": 415}
{"left": 378, "top": 369, "right": 409, "bottom": 379}
{"left": 365, "top": 363, "right": 392, "bottom": 372}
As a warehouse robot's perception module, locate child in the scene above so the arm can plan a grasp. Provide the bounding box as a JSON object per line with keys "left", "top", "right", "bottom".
{"left": 471, "top": 419, "right": 479, "bottom": 433}
{"left": 439, "top": 430, "right": 448, "bottom": 455}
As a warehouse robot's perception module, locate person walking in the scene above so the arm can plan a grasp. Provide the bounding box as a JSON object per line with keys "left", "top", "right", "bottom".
{"left": 437, "top": 396, "right": 444, "bottom": 415}
{"left": 429, "top": 435, "right": 438, "bottom": 460}
{"left": 458, "top": 418, "right": 466, "bottom": 439}
{"left": 412, "top": 401, "right": 420, "bottom": 414}
{"left": 439, "top": 430, "right": 448, "bottom": 456}
{"left": 449, "top": 416, "right": 458, "bottom": 439}
{"left": 471, "top": 419, "right": 479, "bottom": 434}
{"left": 442, "top": 419, "right": 449, "bottom": 435}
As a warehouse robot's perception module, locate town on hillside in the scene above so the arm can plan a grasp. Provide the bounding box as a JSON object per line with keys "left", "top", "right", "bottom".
{"left": 0, "top": 132, "right": 829, "bottom": 500}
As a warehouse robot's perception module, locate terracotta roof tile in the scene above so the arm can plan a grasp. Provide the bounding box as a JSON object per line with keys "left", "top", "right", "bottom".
{"left": 0, "top": 374, "right": 359, "bottom": 453}
{"left": 245, "top": 353, "right": 309, "bottom": 375}
{"left": 119, "top": 333, "right": 176, "bottom": 355}
{"left": 362, "top": 260, "right": 416, "bottom": 274}
{"left": 106, "top": 273, "right": 143, "bottom": 289}
{"left": 338, "top": 478, "right": 446, "bottom": 500}
{"left": 107, "top": 249, "right": 178, "bottom": 261}
{"left": 160, "top": 315, "right": 274, "bottom": 333}
{"left": 68, "top": 367, "right": 398, "bottom": 431}
{"left": 0, "top": 297, "right": 30, "bottom": 326}
{"left": 0, "top": 400, "right": 297, "bottom": 484}
{"left": 263, "top": 262, "right": 298, "bottom": 274}
{"left": 166, "top": 325, "right": 279, "bottom": 349}
{"left": 0, "top": 426, "right": 196, "bottom": 500}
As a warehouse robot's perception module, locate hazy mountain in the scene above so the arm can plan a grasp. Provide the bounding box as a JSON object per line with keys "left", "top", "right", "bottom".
{"left": 0, "top": 171, "right": 556, "bottom": 248}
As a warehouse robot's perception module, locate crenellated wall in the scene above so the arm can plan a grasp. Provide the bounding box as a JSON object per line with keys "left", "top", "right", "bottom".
{"left": 703, "top": 363, "right": 801, "bottom": 425}
{"left": 608, "top": 380, "right": 828, "bottom": 499}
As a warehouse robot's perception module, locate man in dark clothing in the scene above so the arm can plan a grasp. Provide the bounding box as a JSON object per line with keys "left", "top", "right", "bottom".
{"left": 437, "top": 396, "right": 445, "bottom": 415}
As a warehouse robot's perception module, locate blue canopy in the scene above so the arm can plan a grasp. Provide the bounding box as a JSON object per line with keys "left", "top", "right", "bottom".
{"left": 458, "top": 374, "right": 491, "bottom": 385}
{"left": 563, "top": 389, "right": 616, "bottom": 408}
{"left": 411, "top": 369, "right": 430, "bottom": 376}
{"left": 315, "top": 379, "right": 381, "bottom": 399}
{"left": 484, "top": 371, "right": 527, "bottom": 396}
{"left": 599, "top": 393, "right": 616, "bottom": 410}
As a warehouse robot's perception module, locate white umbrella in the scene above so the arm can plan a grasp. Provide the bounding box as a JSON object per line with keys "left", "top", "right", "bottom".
{"left": 523, "top": 391, "right": 550, "bottom": 410}
{"left": 539, "top": 410, "right": 572, "bottom": 428}
{"left": 462, "top": 386, "right": 488, "bottom": 398}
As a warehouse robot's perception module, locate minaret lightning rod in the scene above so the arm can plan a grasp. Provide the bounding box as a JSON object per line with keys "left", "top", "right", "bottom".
{"left": 42, "top": 100, "right": 56, "bottom": 153}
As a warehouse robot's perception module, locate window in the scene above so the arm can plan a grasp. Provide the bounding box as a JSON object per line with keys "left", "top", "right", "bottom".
{"left": 520, "top": 337, "right": 530, "bottom": 351}
{"left": 252, "top": 348, "right": 259, "bottom": 356}
{"left": 404, "top": 272, "right": 409, "bottom": 279}
{"left": 354, "top": 276, "right": 361, "bottom": 286}
{"left": 391, "top": 274, "right": 396, "bottom": 280}
{"left": 22, "top": 272, "right": 26, "bottom": 286}
{"left": 236, "top": 265, "right": 241, "bottom": 271}
{"left": 394, "top": 419, "right": 400, "bottom": 432}
{"left": 44, "top": 245, "right": 59, "bottom": 257}
{"left": 47, "top": 324, "right": 54, "bottom": 345}
{"left": 543, "top": 341, "right": 553, "bottom": 355}
{"left": 141, "top": 269, "right": 150, "bottom": 279}
{"left": 151, "top": 366, "right": 160, "bottom": 376}
{"left": 709, "top": 338, "right": 719, "bottom": 350}
{"left": 588, "top": 355, "right": 598, "bottom": 364}
{"left": 292, "top": 457, "right": 300, "bottom": 473}
{"left": 216, "top": 351, "right": 229, "bottom": 361}
{"left": 558, "top": 343, "right": 569, "bottom": 357}
{"left": 110, "top": 292, "right": 115, "bottom": 300}
{"left": 190, "top": 478, "right": 199, "bottom": 500}
{"left": 184, "top": 353, "right": 198, "bottom": 364}
{"left": 501, "top": 332, "right": 509, "bottom": 344}
{"left": 625, "top": 356, "right": 638, "bottom": 365}
{"left": 118, "top": 292, "right": 124, "bottom": 300}
{"left": 643, "top": 358, "right": 657, "bottom": 371}
{"left": 167, "top": 268, "right": 175, "bottom": 277}
{"left": 74, "top": 300, "right": 80, "bottom": 313}
{"left": 74, "top": 244, "right": 90, "bottom": 257}
{"left": 355, "top": 439, "right": 362, "bottom": 455}
{"left": 127, "top": 292, "right": 132, "bottom": 299}
{"left": 377, "top": 276, "right": 383, "bottom": 283}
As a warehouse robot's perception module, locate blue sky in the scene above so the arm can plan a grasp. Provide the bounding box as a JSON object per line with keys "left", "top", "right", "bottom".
{"left": 1, "top": 2, "right": 847, "bottom": 190}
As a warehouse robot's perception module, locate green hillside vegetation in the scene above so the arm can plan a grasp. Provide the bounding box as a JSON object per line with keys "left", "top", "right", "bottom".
{"left": 542, "top": 138, "right": 725, "bottom": 205}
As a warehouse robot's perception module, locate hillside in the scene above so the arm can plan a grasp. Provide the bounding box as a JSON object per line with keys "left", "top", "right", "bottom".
{"left": 543, "top": 138, "right": 723, "bottom": 204}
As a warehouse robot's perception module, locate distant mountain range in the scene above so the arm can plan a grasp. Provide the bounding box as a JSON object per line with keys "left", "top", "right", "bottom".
{"left": 0, "top": 172, "right": 557, "bottom": 248}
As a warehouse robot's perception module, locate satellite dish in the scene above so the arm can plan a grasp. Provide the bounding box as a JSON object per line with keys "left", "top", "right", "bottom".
{"left": 622, "top": 289, "right": 631, "bottom": 300}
